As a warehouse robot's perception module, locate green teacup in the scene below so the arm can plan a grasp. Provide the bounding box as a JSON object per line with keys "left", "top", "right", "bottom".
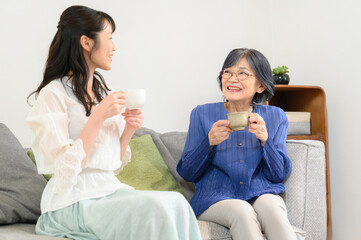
{"left": 227, "top": 112, "right": 249, "bottom": 131}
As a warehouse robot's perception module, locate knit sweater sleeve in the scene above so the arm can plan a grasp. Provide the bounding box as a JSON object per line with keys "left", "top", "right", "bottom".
{"left": 177, "top": 106, "right": 216, "bottom": 182}
{"left": 262, "top": 108, "right": 292, "bottom": 182}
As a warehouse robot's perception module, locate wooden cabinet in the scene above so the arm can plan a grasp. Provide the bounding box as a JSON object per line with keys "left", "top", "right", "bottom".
{"left": 268, "top": 85, "right": 331, "bottom": 228}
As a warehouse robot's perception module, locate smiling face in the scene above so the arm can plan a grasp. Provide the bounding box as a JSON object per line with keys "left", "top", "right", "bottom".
{"left": 88, "top": 21, "right": 117, "bottom": 71}
{"left": 222, "top": 57, "right": 266, "bottom": 106}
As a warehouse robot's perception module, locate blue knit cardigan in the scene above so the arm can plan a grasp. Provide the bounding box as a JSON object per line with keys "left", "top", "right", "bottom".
{"left": 176, "top": 102, "right": 292, "bottom": 216}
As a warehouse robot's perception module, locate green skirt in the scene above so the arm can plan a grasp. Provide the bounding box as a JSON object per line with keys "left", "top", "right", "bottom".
{"left": 36, "top": 189, "right": 202, "bottom": 240}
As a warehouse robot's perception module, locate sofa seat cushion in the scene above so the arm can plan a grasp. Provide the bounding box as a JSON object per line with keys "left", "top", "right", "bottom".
{"left": 197, "top": 220, "right": 305, "bottom": 240}
{"left": 0, "top": 224, "right": 67, "bottom": 240}
{"left": 197, "top": 220, "right": 231, "bottom": 240}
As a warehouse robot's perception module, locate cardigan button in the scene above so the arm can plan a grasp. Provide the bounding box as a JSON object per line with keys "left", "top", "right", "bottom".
{"left": 239, "top": 160, "right": 243, "bottom": 163}
{"left": 240, "top": 181, "right": 243, "bottom": 185}
{"left": 238, "top": 142, "right": 242, "bottom": 146}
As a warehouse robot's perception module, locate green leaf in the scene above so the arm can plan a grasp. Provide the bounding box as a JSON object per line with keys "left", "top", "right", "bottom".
{"left": 272, "top": 65, "right": 289, "bottom": 75}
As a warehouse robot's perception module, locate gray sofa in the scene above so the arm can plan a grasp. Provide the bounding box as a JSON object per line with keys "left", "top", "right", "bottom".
{"left": 0, "top": 124, "right": 327, "bottom": 240}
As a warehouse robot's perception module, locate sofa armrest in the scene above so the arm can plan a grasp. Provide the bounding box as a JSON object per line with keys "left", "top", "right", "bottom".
{"left": 284, "top": 140, "right": 327, "bottom": 240}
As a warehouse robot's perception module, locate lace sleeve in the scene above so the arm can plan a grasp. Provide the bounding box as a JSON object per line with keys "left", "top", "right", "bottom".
{"left": 26, "top": 86, "right": 85, "bottom": 194}
{"left": 114, "top": 145, "right": 131, "bottom": 175}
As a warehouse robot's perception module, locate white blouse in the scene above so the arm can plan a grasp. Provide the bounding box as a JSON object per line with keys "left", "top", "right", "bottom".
{"left": 26, "top": 77, "right": 133, "bottom": 214}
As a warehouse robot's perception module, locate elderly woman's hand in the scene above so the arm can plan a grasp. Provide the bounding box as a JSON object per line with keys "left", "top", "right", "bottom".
{"left": 208, "top": 120, "right": 232, "bottom": 147}
{"left": 248, "top": 113, "right": 268, "bottom": 146}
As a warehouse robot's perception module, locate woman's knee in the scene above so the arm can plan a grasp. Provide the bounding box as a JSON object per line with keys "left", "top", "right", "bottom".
{"left": 139, "top": 191, "right": 189, "bottom": 212}
{"left": 229, "top": 200, "right": 257, "bottom": 217}
{"left": 253, "top": 194, "right": 287, "bottom": 220}
{"left": 201, "top": 199, "right": 257, "bottom": 227}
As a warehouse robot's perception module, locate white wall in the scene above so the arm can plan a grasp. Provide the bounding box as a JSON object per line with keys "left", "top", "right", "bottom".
{"left": 0, "top": 0, "right": 249, "bottom": 145}
{"left": 1, "top": 0, "right": 360, "bottom": 239}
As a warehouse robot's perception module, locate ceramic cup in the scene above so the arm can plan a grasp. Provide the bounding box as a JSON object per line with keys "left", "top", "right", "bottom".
{"left": 124, "top": 89, "right": 146, "bottom": 109}
{"left": 227, "top": 112, "right": 249, "bottom": 131}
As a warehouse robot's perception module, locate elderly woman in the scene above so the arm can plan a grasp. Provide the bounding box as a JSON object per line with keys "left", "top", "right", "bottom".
{"left": 177, "top": 48, "right": 297, "bottom": 240}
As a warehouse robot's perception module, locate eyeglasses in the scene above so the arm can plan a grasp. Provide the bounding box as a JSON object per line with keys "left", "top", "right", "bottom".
{"left": 220, "top": 70, "right": 256, "bottom": 80}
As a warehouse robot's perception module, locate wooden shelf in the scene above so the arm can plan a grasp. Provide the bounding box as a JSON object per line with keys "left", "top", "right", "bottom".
{"left": 269, "top": 85, "right": 331, "bottom": 229}
{"left": 287, "top": 134, "right": 326, "bottom": 142}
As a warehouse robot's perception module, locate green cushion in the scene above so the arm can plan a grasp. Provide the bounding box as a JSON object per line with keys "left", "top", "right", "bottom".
{"left": 116, "top": 134, "right": 183, "bottom": 194}
{"left": 26, "top": 151, "right": 52, "bottom": 181}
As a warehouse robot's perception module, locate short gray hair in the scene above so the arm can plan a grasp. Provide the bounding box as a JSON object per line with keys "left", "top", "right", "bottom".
{"left": 217, "top": 48, "right": 274, "bottom": 105}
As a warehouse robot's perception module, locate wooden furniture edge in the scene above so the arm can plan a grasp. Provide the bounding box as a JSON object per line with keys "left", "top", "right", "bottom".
{"left": 272, "top": 85, "right": 331, "bottom": 229}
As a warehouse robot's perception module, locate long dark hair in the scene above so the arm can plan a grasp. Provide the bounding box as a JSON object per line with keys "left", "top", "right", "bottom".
{"left": 28, "top": 5, "right": 115, "bottom": 116}
{"left": 217, "top": 48, "right": 274, "bottom": 105}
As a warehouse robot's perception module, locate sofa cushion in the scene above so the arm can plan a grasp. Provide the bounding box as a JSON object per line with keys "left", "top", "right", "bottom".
{"left": 116, "top": 134, "right": 183, "bottom": 193}
{"left": 133, "top": 128, "right": 195, "bottom": 201}
{"left": 0, "top": 123, "right": 47, "bottom": 224}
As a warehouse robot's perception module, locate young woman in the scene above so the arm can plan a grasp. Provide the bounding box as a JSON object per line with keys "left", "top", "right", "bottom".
{"left": 26, "top": 5, "right": 201, "bottom": 240}
{"left": 177, "top": 48, "right": 298, "bottom": 240}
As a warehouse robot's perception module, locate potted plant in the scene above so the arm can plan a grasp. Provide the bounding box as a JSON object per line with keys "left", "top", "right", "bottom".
{"left": 272, "top": 65, "right": 290, "bottom": 84}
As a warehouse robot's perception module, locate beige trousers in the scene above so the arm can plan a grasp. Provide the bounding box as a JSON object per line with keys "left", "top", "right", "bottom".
{"left": 198, "top": 194, "right": 297, "bottom": 240}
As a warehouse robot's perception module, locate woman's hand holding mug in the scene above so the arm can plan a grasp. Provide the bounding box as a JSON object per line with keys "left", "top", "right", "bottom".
{"left": 94, "top": 91, "right": 125, "bottom": 122}
{"left": 208, "top": 120, "right": 232, "bottom": 147}
{"left": 247, "top": 113, "right": 268, "bottom": 146}
{"left": 122, "top": 109, "right": 144, "bottom": 131}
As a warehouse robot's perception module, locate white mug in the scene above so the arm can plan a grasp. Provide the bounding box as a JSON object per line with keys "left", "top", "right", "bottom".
{"left": 124, "top": 89, "right": 146, "bottom": 109}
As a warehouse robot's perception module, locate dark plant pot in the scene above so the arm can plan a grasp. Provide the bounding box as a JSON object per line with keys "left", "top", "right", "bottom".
{"left": 273, "top": 74, "right": 290, "bottom": 85}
